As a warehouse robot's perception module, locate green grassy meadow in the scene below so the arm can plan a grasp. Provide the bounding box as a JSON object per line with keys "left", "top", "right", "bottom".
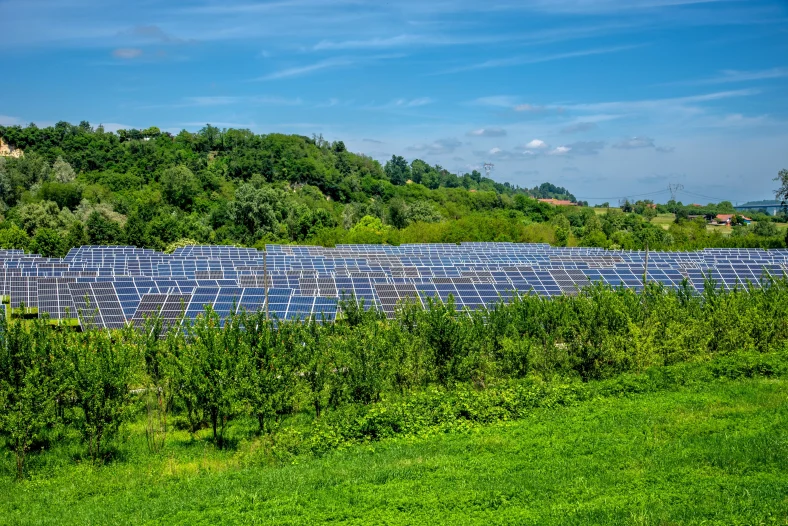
{"left": 652, "top": 213, "right": 675, "bottom": 230}
{"left": 3, "top": 370, "right": 787, "bottom": 525}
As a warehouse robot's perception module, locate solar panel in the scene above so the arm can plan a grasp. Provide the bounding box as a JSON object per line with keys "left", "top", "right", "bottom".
{"left": 4, "top": 242, "right": 788, "bottom": 327}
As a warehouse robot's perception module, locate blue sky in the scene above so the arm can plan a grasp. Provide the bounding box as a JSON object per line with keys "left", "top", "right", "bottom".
{"left": 0, "top": 0, "right": 787, "bottom": 204}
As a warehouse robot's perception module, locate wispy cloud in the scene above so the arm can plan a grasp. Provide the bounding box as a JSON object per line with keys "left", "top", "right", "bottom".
{"left": 612, "top": 136, "right": 673, "bottom": 152}
{"left": 665, "top": 66, "right": 788, "bottom": 86}
{"left": 364, "top": 97, "right": 435, "bottom": 111}
{"left": 470, "top": 96, "right": 519, "bottom": 108}
{"left": 565, "top": 141, "right": 605, "bottom": 155}
{"left": 120, "top": 25, "right": 192, "bottom": 44}
{"left": 561, "top": 121, "right": 597, "bottom": 134}
{"left": 407, "top": 138, "right": 463, "bottom": 155}
{"left": 256, "top": 57, "right": 354, "bottom": 80}
{"left": 467, "top": 128, "right": 507, "bottom": 137}
{"left": 437, "top": 45, "right": 641, "bottom": 74}
{"left": 522, "top": 0, "right": 730, "bottom": 15}
{"left": 613, "top": 136, "right": 656, "bottom": 149}
{"left": 112, "top": 48, "right": 143, "bottom": 59}
{"left": 311, "top": 33, "right": 507, "bottom": 51}
{"left": 182, "top": 95, "right": 303, "bottom": 106}
{"left": 566, "top": 88, "right": 760, "bottom": 113}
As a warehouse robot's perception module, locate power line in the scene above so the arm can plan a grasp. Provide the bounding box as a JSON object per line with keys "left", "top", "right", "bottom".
{"left": 679, "top": 189, "right": 766, "bottom": 204}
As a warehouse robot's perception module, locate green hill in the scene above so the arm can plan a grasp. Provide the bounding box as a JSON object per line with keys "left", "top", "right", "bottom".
{"left": 0, "top": 121, "right": 784, "bottom": 254}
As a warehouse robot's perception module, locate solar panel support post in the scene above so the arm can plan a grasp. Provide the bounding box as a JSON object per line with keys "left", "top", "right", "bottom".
{"left": 264, "top": 250, "right": 269, "bottom": 321}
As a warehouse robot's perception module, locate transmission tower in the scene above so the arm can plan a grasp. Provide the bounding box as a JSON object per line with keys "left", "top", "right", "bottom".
{"left": 483, "top": 163, "right": 494, "bottom": 179}
{"left": 668, "top": 183, "right": 684, "bottom": 202}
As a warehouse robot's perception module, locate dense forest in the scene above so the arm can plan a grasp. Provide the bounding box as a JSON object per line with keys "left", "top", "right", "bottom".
{"left": 0, "top": 121, "right": 784, "bottom": 256}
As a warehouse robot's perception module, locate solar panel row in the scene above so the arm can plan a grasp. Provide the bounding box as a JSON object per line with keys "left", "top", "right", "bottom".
{"left": 1, "top": 243, "right": 787, "bottom": 328}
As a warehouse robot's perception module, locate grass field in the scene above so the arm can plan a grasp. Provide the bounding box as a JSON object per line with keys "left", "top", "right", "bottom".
{"left": 651, "top": 213, "right": 675, "bottom": 230}
{"left": 2, "top": 372, "right": 787, "bottom": 524}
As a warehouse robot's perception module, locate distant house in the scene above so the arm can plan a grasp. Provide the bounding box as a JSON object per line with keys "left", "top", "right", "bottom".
{"left": 690, "top": 203, "right": 703, "bottom": 207}
{"left": 713, "top": 214, "right": 752, "bottom": 226}
{"left": 538, "top": 198, "right": 577, "bottom": 206}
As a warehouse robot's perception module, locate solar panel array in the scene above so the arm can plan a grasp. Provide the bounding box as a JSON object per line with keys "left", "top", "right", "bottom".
{"left": 0, "top": 243, "right": 786, "bottom": 329}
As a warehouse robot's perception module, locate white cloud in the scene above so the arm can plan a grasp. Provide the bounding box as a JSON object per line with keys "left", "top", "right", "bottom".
{"left": 438, "top": 45, "right": 641, "bottom": 74}
{"left": 470, "top": 95, "right": 519, "bottom": 108}
{"left": 112, "top": 48, "right": 143, "bottom": 59}
{"left": 256, "top": 58, "right": 354, "bottom": 80}
{"left": 515, "top": 104, "right": 547, "bottom": 112}
{"left": 548, "top": 146, "right": 572, "bottom": 155}
{"left": 667, "top": 67, "right": 788, "bottom": 86}
{"left": 613, "top": 136, "right": 656, "bottom": 149}
{"left": 525, "top": 139, "right": 548, "bottom": 149}
{"left": 393, "top": 98, "right": 433, "bottom": 108}
{"left": 468, "top": 127, "right": 507, "bottom": 137}
{"left": 407, "top": 138, "right": 462, "bottom": 155}
{"left": 489, "top": 147, "right": 503, "bottom": 154}
{"left": 568, "top": 89, "right": 759, "bottom": 114}
{"left": 183, "top": 96, "right": 241, "bottom": 106}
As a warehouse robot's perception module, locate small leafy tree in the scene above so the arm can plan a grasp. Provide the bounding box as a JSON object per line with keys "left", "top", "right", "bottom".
{"left": 182, "top": 308, "right": 243, "bottom": 448}
{"left": 65, "top": 329, "right": 136, "bottom": 462}
{"left": 138, "top": 316, "right": 176, "bottom": 453}
{"left": 239, "top": 312, "right": 295, "bottom": 434}
{"left": 420, "top": 297, "right": 467, "bottom": 387}
{"left": 0, "top": 319, "right": 62, "bottom": 479}
{"left": 294, "top": 319, "right": 335, "bottom": 419}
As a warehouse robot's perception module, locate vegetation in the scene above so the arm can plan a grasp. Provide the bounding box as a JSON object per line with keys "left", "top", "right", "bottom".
{"left": 2, "top": 277, "right": 788, "bottom": 479}
{"left": 2, "top": 346, "right": 787, "bottom": 524}
{"left": 0, "top": 122, "right": 785, "bottom": 256}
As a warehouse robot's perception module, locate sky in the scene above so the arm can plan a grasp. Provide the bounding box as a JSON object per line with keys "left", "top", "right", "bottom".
{"left": 0, "top": 0, "right": 787, "bottom": 204}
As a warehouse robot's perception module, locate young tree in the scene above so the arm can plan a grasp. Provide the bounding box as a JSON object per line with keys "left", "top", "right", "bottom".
{"left": 180, "top": 309, "right": 243, "bottom": 448}
{"left": 0, "top": 319, "right": 62, "bottom": 479}
{"left": 295, "top": 320, "right": 335, "bottom": 419}
{"left": 66, "top": 329, "right": 136, "bottom": 462}
{"left": 239, "top": 313, "right": 295, "bottom": 434}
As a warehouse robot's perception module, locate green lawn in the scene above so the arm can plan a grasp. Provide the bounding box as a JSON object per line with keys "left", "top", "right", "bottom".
{"left": 2, "top": 376, "right": 787, "bottom": 525}
{"left": 651, "top": 213, "right": 675, "bottom": 230}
